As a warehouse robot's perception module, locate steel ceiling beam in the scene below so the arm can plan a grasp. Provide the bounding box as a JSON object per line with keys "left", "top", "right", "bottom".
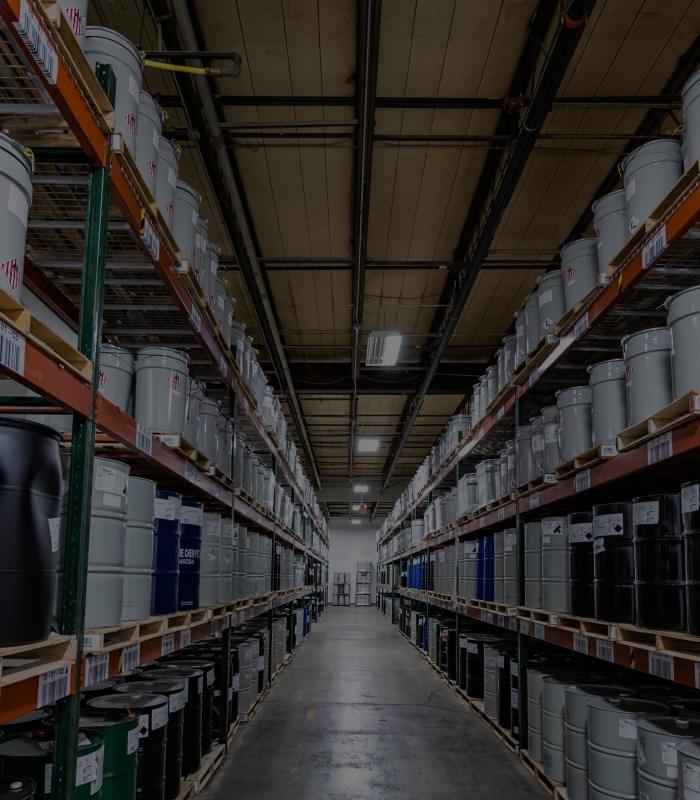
{"left": 247, "top": 258, "right": 548, "bottom": 271}
{"left": 380, "top": 0, "right": 597, "bottom": 491}
{"left": 349, "top": 0, "right": 382, "bottom": 479}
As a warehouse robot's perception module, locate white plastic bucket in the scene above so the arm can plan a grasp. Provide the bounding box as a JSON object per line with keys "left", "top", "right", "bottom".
{"left": 98, "top": 343, "right": 133, "bottom": 411}
{"left": 231, "top": 320, "right": 246, "bottom": 372}
{"left": 666, "top": 285, "right": 700, "bottom": 399}
{"left": 84, "top": 27, "right": 143, "bottom": 156}
{"left": 682, "top": 69, "right": 700, "bottom": 167}
{"left": 556, "top": 386, "right": 592, "bottom": 463}
{"left": 537, "top": 270, "right": 566, "bottom": 337}
{"left": 182, "top": 377, "right": 203, "bottom": 446}
{"left": 196, "top": 217, "right": 210, "bottom": 301}
{"left": 134, "top": 347, "right": 189, "bottom": 433}
{"left": 197, "top": 397, "right": 220, "bottom": 463}
{"left": 588, "top": 359, "right": 627, "bottom": 445}
{"left": 515, "top": 424, "right": 534, "bottom": 487}
{"left": 57, "top": 1, "right": 87, "bottom": 48}
{"left": 561, "top": 238, "right": 598, "bottom": 310}
{"left": 515, "top": 307, "right": 527, "bottom": 367}
{"left": 592, "top": 190, "right": 627, "bottom": 274}
{"left": 155, "top": 137, "right": 178, "bottom": 230}
{"left": 135, "top": 91, "right": 162, "bottom": 197}
{"left": 173, "top": 180, "right": 200, "bottom": 267}
{"left": 525, "top": 291, "right": 540, "bottom": 354}
{"left": 502, "top": 334, "right": 516, "bottom": 381}
{"left": 205, "top": 240, "right": 219, "bottom": 311}
{"left": 0, "top": 133, "right": 33, "bottom": 299}
{"left": 213, "top": 276, "right": 229, "bottom": 341}
{"left": 622, "top": 139, "right": 682, "bottom": 235}
{"left": 622, "top": 327, "right": 672, "bottom": 425}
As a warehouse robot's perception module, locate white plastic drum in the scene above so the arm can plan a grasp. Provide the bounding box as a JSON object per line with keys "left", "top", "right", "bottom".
{"left": 134, "top": 347, "right": 189, "bottom": 433}
{"left": 84, "top": 27, "right": 143, "bottom": 156}
{"left": 636, "top": 717, "right": 700, "bottom": 800}
{"left": 683, "top": 70, "right": 700, "bottom": 167}
{"left": 678, "top": 739, "right": 700, "bottom": 800}
{"left": 98, "top": 343, "right": 133, "bottom": 412}
{"left": 525, "top": 291, "right": 540, "bottom": 355}
{"left": 556, "top": 386, "right": 592, "bottom": 463}
{"left": 524, "top": 521, "right": 542, "bottom": 609}
{"left": 197, "top": 397, "right": 220, "bottom": 463}
{"left": 515, "top": 424, "right": 534, "bottom": 487}
{"left": 135, "top": 92, "right": 162, "bottom": 197}
{"left": 57, "top": 0, "right": 87, "bottom": 48}
{"left": 561, "top": 238, "right": 599, "bottom": 310}
{"left": 515, "top": 306, "right": 528, "bottom": 368}
{"left": 173, "top": 180, "right": 200, "bottom": 267}
{"left": 0, "top": 133, "right": 33, "bottom": 299}
{"left": 543, "top": 676, "right": 568, "bottom": 782}
{"left": 182, "top": 378, "right": 203, "bottom": 447}
{"left": 622, "top": 327, "right": 672, "bottom": 425}
{"left": 592, "top": 189, "right": 628, "bottom": 275}
{"left": 155, "top": 137, "right": 178, "bottom": 230}
{"left": 666, "top": 285, "right": 700, "bottom": 399}
{"left": 123, "top": 476, "right": 155, "bottom": 622}
{"left": 542, "top": 406, "right": 559, "bottom": 474}
{"left": 537, "top": 271, "right": 566, "bottom": 337}
{"left": 588, "top": 359, "right": 627, "bottom": 446}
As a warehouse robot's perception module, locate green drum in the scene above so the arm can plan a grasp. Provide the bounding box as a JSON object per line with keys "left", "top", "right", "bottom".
{"left": 0, "top": 729, "right": 105, "bottom": 799}
{"left": 80, "top": 708, "right": 138, "bottom": 800}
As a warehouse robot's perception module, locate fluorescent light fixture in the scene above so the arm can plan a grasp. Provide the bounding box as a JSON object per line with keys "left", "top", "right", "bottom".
{"left": 351, "top": 518, "right": 362, "bottom": 525}
{"left": 366, "top": 331, "right": 402, "bottom": 367}
{"left": 357, "top": 437, "right": 380, "bottom": 453}
{"left": 351, "top": 503, "right": 361, "bottom": 511}
{"left": 353, "top": 484, "right": 369, "bottom": 493}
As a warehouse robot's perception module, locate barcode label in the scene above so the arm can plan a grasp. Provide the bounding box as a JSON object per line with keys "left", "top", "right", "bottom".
{"left": 121, "top": 643, "right": 140, "bottom": 673}
{"left": 0, "top": 322, "right": 26, "bottom": 376}
{"left": 574, "top": 633, "right": 589, "bottom": 654}
{"left": 480, "top": 610, "right": 487, "bottom": 622}
{"left": 84, "top": 654, "right": 109, "bottom": 687}
{"left": 649, "top": 652, "right": 674, "bottom": 681}
{"left": 180, "top": 628, "right": 191, "bottom": 649}
{"left": 211, "top": 618, "right": 221, "bottom": 636}
{"left": 497, "top": 507, "right": 505, "bottom": 521}
{"left": 647, "top": 432, "right": 673, "bottom": 465}
{"left": 530, "top": 493, "right": 539, "bottom": 510}
{"left": 83, "top": 634, "right": 102, "bottom": 652}
{"left": 575, "top": 469, "right": 591, "bottom": 493}
{"left": 141, "top": 216, "right": 160, "bottom": 260}
{"left": 509, "top": 616, "right": 517, "bottom": 631}
{"left": 574, "top": 312, "right": 589, "bottom": 340}
{"left": 219, "top": 356, "right": 228, "bottom": 380}
{"left": 136, "top": 423, "right": 153, "bottom": 456}
{"left": 520, "top": 619, "right": 529, "bottom": 635}
{"left": 527, "top": 368, "right": 539, "bottom": 388}
{"left": 642, "top": 225, "right": 667, "bottom": 269}
{"left": 38, "top": 665, "right": 71, "bottom": 706}
{"left": 15, "top": 0, "right": 59, "bottom": 84}
{"left": 479, "top": 516, "right": 485, "bottom": 528}
{"left": 487, "top": 612, "right": 494, "bottom": 625}
{"left": 223, "top": 613, "right": 231, "bottom": 630}
{"left": 190, "top": 306, "right": 202, "bottom": 332}
{"left": 161, "top": 633, "right": 175, "bottom": 656}
{"left": 596, "top": 639, "right": 614, "bottom": 662}
{"left": 534, "top": 623, "right": 545, "bottom": 640}
{"left": 184, "top": 460, "right": 197, "bottom": 483}
{"left": 601, "top": 445, "right": 618, "bottom": 457}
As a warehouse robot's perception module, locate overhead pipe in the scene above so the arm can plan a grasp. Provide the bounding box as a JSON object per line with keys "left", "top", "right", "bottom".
{"left": 380, "top": 0, "right": 598, "bottom": 491}
{"left": 168, "top": 0, "right": 321, "bottom": 490}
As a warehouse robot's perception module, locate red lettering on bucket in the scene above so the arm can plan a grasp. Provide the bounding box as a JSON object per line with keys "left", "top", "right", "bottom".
{"left": 124, "top": 113, "right": 137, "bottom": 136}
{"left": 2, "top": 258, "right": 20, "bottom": 290}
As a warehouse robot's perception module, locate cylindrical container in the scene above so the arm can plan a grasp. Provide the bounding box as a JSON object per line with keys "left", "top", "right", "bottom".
{"left": 569, "top": 511, "right": 594, "bottom": 618}
{"left": 197, "top": 397, "right": 219, "bottom": 464}
{"left": 182, "top": 378, "right": 203, "bottom": 447}
{"left": 622, "top": 327, "right": 672, "bottom": 426}
{"left": 587, "top": 697, "right": 668, "bottom": 800}
{"left": 463, "top": 634, "right": 502, "bottom": 698}
{"left": 135, "top": 92, "right": 162, "bottom": 197}
{"left": 502, "top": 333, "right": 517, "bottom": 384}
{"left": 0, "top": 133, "right": 34, "bottom": 299}
{"left": 123, "top": 476, "right": 154, "bottom": 623}
{"left": 483, "top": 645, "right": 500, "bottom": 719}
{"left": 57, "top": 0, "right": 87, "bottom": 47}
{"left": 0, "top": 418, "right": 61, "bottom": 646}
{"left": 542, "top": 517, "right": 570, "bottom": 613}
{"left": 79, "top": 706, "right": 139, "bottom": 800}
{"left": 196, "top": 220, "right": 211, "bottom": 304}
{"left": 530, "top": 415, "right": 544, "bottom": 479}
{"left": 528, "top": 667, "right": 565, "bottom": 763}
{"left": 633, "top": 493, "right": 684, "bottom": 630}
{"left": 557, "top": 386, "right": 592, "bottom": 464}
{"left": 200, "top": 513, "right": 220, "bottom": 606}
{"left": 98, "top": 343, "right": 134, "bottom": 412}
{"left": 172, "top": 180, "right": 200, "bottom": 268}
{"left": 525, "top": 521, "right": 542, "bottom": 609}
{"left": 687, "top": 527, "right": 700, "bottom": 636}
{"left": 589, "top": 359, "right": 627, "bottom": 445}
{"left": 494, "top": 531, "right": 504, "bottom": 604}
{"left": 543, "top": 676, "right": 569, "bottom": 782}
{"left": 91, "top": 693, "right": 169, "bottom": 800}
{"left": 117, "top": 681, "right": 185, "bottom": 800}
{"left": 85, "top": 27, "right": 143, "bottom": 156}
{"left": 684, "top": 70, "right": 700, "bottom": 166}
{"left": 592, "top": 189, "right": 628, "bottom": 274}
{"left": 515, "top": 424, "right": 534, "bottom": 487}
{"left": 155, "top": 137, "right": 178, "bottom": 230}
{"left": 151, "top": 490, "right": 181, "bottom": 615}
{"left": 162, "top": 658, "right": 215, "bottom": 755}
{"left": 0, "top": 776, "right": 35, "bottom": 798}
{"left": 542, "top": 406, "right": 559, "bottom": 474}
{"left": 515, "top": 306, "right": 527, "bottom": 367}
{"left": 178, "top": 500, "right": 203, "bottom": 612}
{"left": 561, "top": 238, "right": 599, "bottom": 311}
{"left": 135, "top": 347, "right": 189, "bottom": 434}
{"left": 666, "top": 285, "right": 700, "bottom": 400}
{"left": 537, "top": 270, "right": 566, "bottom": 337}
{"left": 0, "top": 710, "right": 51, "bottom": 737}
{"left": 503, "top": 529, "right": 517, "bottom": 606}
{"left": 636, "top": 717, "right": 700, "bottom": 800}
{"left": 564, "top": 685, "right": 634, "bottom": 800}
{"left": 486, "top": 365, "right": 499, "bottom": 407}
{"left": 593, "top": 502, "right": 635, "bottom": 624}
{"left": 622, "top": 139, "right": 683, "bottom": 236}
{"left": 525, "top": 291, "right": 540, "bottom": 355}
{"left": 678, "top": 739, "right": 700, "bottom": 800}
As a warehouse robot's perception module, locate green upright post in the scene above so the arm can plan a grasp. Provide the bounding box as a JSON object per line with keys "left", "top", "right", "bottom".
{"left": 52, "top": 64, "right": 114, "bottom": 800}
{"left": 515, "top": 397, "right": 528, "bottom": 751}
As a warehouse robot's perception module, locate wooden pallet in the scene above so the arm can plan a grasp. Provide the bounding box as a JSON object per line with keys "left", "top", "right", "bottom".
{"left": 157, "top": 434, "right": 212, "bottom": 471}
{"left": 83, "top": 611, "right": 195, "bottom": 652}
{"left": 184, "top": 743, "right": 225, "bottom": 794}
{"left": 520, "top": 750, "right": 565, "bottom": 798}
{"left": 517, "top": 607, "right": 553, "bottom": 624}
{"left": 518, "top": 474, "right": 557, "bottom": 497}
{"left": 0, "top": 287, "right": 92, "bottom": 380}
{"left": 174, "top": 782, "right": 194, "bottom": 800}
{"left": 0, "top": 635, "right": 76, "bottom": 687}
{"left": 579, "top": 617, "right": 615, "bottom": 639}
{"left": 617, "top": 391, "right": 700, "bottom": 452}
{"left": 555, "top": 444, "right": 617, "bottom": 481}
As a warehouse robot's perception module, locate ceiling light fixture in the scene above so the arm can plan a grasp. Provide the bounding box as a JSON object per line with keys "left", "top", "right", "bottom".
{"left": 353, "top": 484, "right": 369, "bottom": 493}
{"left": 357, "top": 437, "right": 380, "bottom": 453}
{"left": 366, "top": 331, "right": 402, "bottom": 367}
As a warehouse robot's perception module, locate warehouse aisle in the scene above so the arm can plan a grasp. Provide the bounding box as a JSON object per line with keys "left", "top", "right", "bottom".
{"left": 202, "top": 607, "right": 544, "bottom": 800}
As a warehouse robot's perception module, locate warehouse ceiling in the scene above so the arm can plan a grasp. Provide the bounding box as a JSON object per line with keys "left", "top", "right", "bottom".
{"left": 86, "top": 0, "right": 700, "bottom": 521}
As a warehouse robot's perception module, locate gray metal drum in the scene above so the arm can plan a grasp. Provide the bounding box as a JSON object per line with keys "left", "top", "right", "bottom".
{"left": 218, "top": 520, "right": 234, "bottom": 604}
{"left": 215, "top": 416, "right": 233, "bottom": 477}
{"left": 155, "top": 137, "right": 178, "bottom": 230}
{"left": 494, "top": 532, "right": 504, "bottom": 604}
{"left": 622, "top": 139, "right": 683, "bottom": 236}
{"left": 515, "top": 424, "right": 534, "bottom": 487}
{"left": 496, "top": 348, "right": 505, "bottom": 392}
{"left": 537, "top": 270, "right": 566, "bottom": 337}
{"left": 592, "top": 189, "right": 628, "bottom": 274}
{"left": 84, "top": 27, "right": 143, "bottom": 156}
{"left": 678, "top": 739, "right": 700, "bottom": 800}
{"left": 471, "top": 386, "right": 481, "bottom": 424}
{"left": 564, "top": 685, "right": 633, "bottom": 800}
{"left": 200, "top": 513, "right": 220, "bottom": 606}
{"left": 233, "top": 431, "right": 245, "bottom": 486}
{"left": 515, "top": 306, "right": 528, "bottom": 367}
{"left": 183, "top": 378, "right": 203, "bottom": 447}
{"left": 502, "top": 334, "right": 517, "bottom": 385}
{"left": 499, "top": 449, "right": 508, "bottom": 498}
{"left": 483, "top": 646, "right": 500, "bottom": 718}
{"left": 173, "top": 180, "right": 200, "bottom": 267}
{"left": 528, "top": 667, "right": 564, "bottom": 762}
{"left": 589, "top": 359, "right": 627, "bottom": 445}
{"left": 98, "top": 343, "right": 133, "bottom": 411}
{"left": 531, "top": 415, "right": 544, "bottom": 478}
{"left": 503, "top": 530, "right": 517, "bottom": 606}
{"left": 223, "top": 295, "right": 234, "bottom": 349}
{"left": 135, "top": 347, "right": 188, "bottom": 433}
{"left": 213, "top": 277, "right": 230, "bottom": 343}
{"left": 57, "top": 0, "right": 87, "bottom": 47}
{"left": 478, "top": 376, "right": 489, "bottom": 416}
{"left": 135, "top": 92, "right": 162, "bottom": 196}
{"left": 543, "top": 676, "right": 569, "bottom": 782}
{"left": 506, "top": 439, "right": 516, "bottom": 493}
{"left": 204, "top": 241, "right": 219, "bottom": 314}
{"left": 587, "top": 697, "right": 667, "bottom": 800}
{"left": 197, "top": 397, "right": 219, "bottom": 463}
{"left": 525, "top": 521, "right": 542, "bottom": 609}
{"left": 561, "top": 238, "right": 599, "bottom": 310}
{"left": 637, "top": 717, "right": 700, "bottom": 800}
{"left": 0, "top": 133, "right": 33, "bottom": 299}
{"left": 486, "top": 365, "right": 499, "bottom": 406}
{"left": 622, "top": 327, "right": 672, "bottom": 425}
{"left": 683, "top": 70, "right": 700, "bottom": 167}
{"left": 557, "top": 386, "right": 592, "bottom": 463}
{"left": 666, "top": 285, "right": 700, "bottom": 399}
{"left": 195, "top": 216, "right": 210, "bottom": 301}
{"left": 542, "top": 517, "right": 569, "bottom": 613}
{"left": 231, "top": 320, "right": 246, "bottom": 372}
{"left": 542, "top": 406, "right": 559, "bottom": 474}
{"left": 525, "top": 291, "right": 541, "bottom": 354}
{"left": 123, "top": 476, "right": 154, "bottom": 622}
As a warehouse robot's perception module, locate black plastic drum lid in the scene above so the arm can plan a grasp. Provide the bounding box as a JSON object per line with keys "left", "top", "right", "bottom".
{"left": 0, "top": 775, "right": 37, "bottom": 799}
{"left": 0, "top": 416, "right": 61, "bottom": 441}
{"left": 88, "top": 693, "right": 168, "bottom": 712}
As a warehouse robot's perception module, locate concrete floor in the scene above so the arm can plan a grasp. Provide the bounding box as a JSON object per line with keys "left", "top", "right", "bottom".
{"left": 202, "top": 607, "right": 546, "bottom": 800}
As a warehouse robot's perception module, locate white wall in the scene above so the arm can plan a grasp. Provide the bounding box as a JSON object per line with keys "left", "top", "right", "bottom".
{"left": 329, "top": 521, "right": 378, "bottom": 603}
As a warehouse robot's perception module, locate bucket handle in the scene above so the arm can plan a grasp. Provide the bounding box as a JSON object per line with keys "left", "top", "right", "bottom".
{"left": 23, "top": 146, "right": 35, "bottom": 173}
